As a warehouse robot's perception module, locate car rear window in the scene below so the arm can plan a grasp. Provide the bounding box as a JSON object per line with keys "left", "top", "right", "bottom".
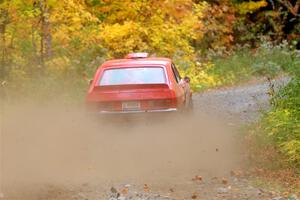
{"left": 99, "top": 67, "right": 166, "bottom": 85}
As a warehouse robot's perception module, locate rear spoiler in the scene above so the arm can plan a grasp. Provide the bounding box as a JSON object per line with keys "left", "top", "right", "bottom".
{"left": 93, "top": 84, "right": 169, "bottom": 91}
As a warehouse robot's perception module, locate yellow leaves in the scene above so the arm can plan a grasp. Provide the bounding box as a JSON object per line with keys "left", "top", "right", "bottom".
{"left": 48, "top": 0, "right": 100, "bottom": 47}
{"left": 95, "top": 0, "right": 208, "bottom": 58}
{"left": 193, "top": 1, "right": 208, "bottom": 19}
{"left": 236, "top": 1, "right": 268, "bottom": 15}
{"left": 158, "top": 0, "right": 194, "bottom": 21}
{"left": 280, "top": 140, "right": 300, "bottom": 163}
{"left": 100, "top": 21, "right": 147, "bottom": 57}
{"left": 184, "top": 62, "right": 222, "bottom": 90}
{"left": 87, "top": 0, "right": 237, "bottom": 75}
{"left": 47, "top": 0, "right": 58, "bottom": 7}
{"left": 100, "top": 0, "right": 147, "bottom": 23}
{"left": 99, "top": 7, "right": 198, "bottom": 58}
{"left": 46, "top": 56, "right": 70, "bottom": 73}
{"left": 51, "top": 0, "right": 98, "bottom": 26}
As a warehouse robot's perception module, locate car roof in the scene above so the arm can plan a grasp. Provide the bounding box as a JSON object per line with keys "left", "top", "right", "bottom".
{"left": 100, "top": 57, "right": 172, "bottom": 69}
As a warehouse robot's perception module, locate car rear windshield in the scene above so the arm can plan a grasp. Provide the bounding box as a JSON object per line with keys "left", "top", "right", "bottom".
{"left": 99, "top": 67, "right": 166, "bottom": 86}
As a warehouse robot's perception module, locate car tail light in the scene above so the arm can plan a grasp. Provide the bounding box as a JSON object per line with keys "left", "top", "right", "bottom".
{"left": 147, "top": 99, "right": 176, "bottom": 108}
{"left": 98, "top": 102, "right": 115, "bottom": 111}
{"left": 86, "top": 101, "right": 115, "bottom": 112}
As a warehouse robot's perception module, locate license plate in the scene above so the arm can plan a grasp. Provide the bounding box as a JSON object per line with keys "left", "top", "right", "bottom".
{"left": 122, "top": 101, "right": 141, "bottom": 111}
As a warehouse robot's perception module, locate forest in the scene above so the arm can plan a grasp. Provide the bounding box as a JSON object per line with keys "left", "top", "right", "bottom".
{"left": 0, "top": 0, "right": 300, "bottom": 188}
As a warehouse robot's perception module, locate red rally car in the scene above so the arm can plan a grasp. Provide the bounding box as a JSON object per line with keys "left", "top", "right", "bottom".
{"left": 86, "top": 53, "right": 192, "bottom": 114}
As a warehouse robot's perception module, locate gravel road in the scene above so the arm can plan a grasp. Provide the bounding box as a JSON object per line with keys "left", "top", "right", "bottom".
{"left": 194, "top": 77, "right": 289, "bottom": 123}
{"left": 1, "top": 78, "right": 294, "bottom": 200}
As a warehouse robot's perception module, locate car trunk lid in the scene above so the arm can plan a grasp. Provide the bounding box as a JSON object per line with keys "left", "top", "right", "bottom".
{"left": 86, "top": 84, "right": 176, "bottom": 112}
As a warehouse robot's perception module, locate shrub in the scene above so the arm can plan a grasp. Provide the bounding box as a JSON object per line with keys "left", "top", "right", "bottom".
{"left": 261, "top": 77, "right": 300, "bottom": 165}
{"left": 189, "top": 40, "right": 299, "bottom": 91}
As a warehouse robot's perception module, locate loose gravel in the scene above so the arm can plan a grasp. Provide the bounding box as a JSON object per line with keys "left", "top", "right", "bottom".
{"left": 1, "top": 77, "right": 293, "bottom": 200}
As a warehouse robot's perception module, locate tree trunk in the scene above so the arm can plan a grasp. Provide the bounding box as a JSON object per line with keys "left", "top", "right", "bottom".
{"left": 39, "top": 0, "right": 52, "bottom": 68}
{"left": 0, "top": 7, "right": 8, "bottom": 80}
{"left": 44, "top": 8, "right": 52, "bottom": 58}
{"left": 39, "top": 0, "right": 45, "bottom": 67}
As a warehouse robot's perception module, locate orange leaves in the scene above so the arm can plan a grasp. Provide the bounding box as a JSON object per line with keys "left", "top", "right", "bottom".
{"left": 143, "top": 184, "right": 150, "bottom": 193}
{"left": 192, "top": 175, "right": 203, "bottom": 182}
{"left": 191, "top": 192, "right": 198, "bottom": 199}
{"left": 221, "top": 178, "right": 228, "bottom": 185}
{"left": 197, "top": 1, "right": 237, "bottom": 50}
{"left": 230, "top": 170, "right": 243, "bottom": 177}
{"left": 121, "top": 187, "right": 129, "bottom": 195}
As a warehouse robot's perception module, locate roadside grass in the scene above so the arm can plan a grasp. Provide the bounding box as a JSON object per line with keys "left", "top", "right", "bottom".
{"left": 203, "top": 42, "right": 300, "bottom": 192}
{"left": 233, "top": 42, "right": 300, "bottom": 194}
{"left": 253, "top": 77, "right": 300, "bottom": 166}
{"left": 241, "top": 122, "right": 300, "bottom": 196}
{"left": 241, "top": 79, "right": 300, "bottom": 196}
{"left": 251, "top": 178, "right": 300, "bottom": 197}
{"left": 190, "top": 41, "right": 299, "bottom": 92}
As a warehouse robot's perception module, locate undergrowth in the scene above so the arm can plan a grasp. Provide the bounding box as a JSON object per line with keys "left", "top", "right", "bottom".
{"left": 190, "top": 40, "right": 300, "bottom": 91}
{"left": 1, "top": 41, "right": 299, "bottom": 105}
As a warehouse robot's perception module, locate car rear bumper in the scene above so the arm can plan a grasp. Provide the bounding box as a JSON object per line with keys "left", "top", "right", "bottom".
{"left": 86, "top": 108, "right": 181, "bottom": 124}
{"left": 96, "top": 108, "right": 177, "bottom": 114}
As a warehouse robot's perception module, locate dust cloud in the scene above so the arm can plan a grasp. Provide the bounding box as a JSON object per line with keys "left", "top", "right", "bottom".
{"left": 0, "top": 100, "right": 242, "bottom": 199}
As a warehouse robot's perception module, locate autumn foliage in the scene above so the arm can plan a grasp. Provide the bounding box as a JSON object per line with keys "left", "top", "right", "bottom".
{"left": 0, "top": 1, "right": 275, "bottom": 92}
{"left": 1, "top": 0, "right": 300, "bottom": 188}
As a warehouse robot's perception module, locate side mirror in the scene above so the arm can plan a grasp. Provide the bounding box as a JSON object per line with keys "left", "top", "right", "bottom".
{"left": 184, "top": 76, "right": 190, "bottom": 83}
{"left": 88, "top": 79, "right": 93, "bottom": 85}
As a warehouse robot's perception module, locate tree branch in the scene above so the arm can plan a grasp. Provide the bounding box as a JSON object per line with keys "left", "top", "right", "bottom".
{"left": 277, "top": 0, "right": 300, "bottom": 17}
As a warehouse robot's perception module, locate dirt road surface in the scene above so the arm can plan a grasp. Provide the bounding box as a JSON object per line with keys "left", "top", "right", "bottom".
{"left": 0, "top": 78, "right": 290, "bottom": 200}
